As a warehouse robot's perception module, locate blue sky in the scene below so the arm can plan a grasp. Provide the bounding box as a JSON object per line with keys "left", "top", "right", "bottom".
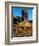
{"left": 12, "top": 7, "right": 33, "bottom": 20}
